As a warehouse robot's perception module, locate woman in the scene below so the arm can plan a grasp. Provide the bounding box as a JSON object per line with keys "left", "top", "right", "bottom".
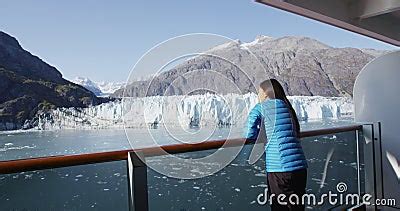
{"left": 246, "top": 79, "right": 308, "bottom": 211}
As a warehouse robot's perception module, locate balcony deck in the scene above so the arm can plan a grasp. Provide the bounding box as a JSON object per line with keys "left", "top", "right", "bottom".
{"left": 0, "top": 125, "right": 364, "bottom": 210}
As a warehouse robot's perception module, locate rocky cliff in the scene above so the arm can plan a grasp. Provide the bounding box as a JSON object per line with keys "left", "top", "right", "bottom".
{"left": 0, "top": 31, "right": 103, "bottom": 130}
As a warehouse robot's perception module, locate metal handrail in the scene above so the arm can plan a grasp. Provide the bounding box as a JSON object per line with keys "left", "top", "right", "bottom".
{"left": 0, "top": 124, "right": 362, "bottom": 174}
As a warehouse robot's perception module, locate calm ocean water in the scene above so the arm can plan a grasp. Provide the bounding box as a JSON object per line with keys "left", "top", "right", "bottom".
{"left": 0, "top": 119, "right": 361, "bottom": 210}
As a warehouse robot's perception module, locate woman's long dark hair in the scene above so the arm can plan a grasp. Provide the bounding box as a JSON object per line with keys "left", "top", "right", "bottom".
{"left": 259, "top": 79, "right": 300, "bottom": 136}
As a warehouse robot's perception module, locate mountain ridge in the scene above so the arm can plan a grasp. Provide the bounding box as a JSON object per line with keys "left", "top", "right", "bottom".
{"left": 112, "top": 35, "right": 386, "bottom": 98}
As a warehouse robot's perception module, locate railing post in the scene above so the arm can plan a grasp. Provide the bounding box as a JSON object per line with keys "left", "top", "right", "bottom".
{"left": 356, "top": 128, "right": 361, "bottom": 196}
{"left": 127, "top": 151, "right": 149, "bottom": 211}
{"left": 361, "top": 122, "right": 384, "bottom": 211}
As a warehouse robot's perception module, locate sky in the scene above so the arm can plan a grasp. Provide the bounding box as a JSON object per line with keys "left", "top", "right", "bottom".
{"left": 0, "top": 0, "right": 398, "bottom": 82}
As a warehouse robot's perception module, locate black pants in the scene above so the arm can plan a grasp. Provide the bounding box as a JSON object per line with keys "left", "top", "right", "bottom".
{"left": 267, "top": 169, "right": 307, "bottom": 211}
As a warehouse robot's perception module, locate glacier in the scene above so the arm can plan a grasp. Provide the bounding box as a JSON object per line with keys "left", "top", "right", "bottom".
{"left": 37, "top": 93, "right": 353, "bottom": 130}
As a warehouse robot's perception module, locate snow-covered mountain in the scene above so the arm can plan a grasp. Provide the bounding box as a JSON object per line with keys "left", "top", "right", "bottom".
{"left": 95, "top": 81, "right": 125, "bottom": 96}
{"left": 36, "top": 93, "right": 353, "bottom": 130}
{"left": 72, "top": 77, "right": 124, "bottom": 97}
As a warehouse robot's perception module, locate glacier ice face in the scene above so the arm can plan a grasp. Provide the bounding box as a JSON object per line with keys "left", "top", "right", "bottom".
{"left": 289, "top": 96, "right": 353, "bottom": 120}
{"left": 37, "top": 93, "right": 353, "bottom": 130}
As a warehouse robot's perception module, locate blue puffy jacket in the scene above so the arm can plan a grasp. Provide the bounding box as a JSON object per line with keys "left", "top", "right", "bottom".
{"left": 245, "top": 99, "right": 308, "bottom": 172}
